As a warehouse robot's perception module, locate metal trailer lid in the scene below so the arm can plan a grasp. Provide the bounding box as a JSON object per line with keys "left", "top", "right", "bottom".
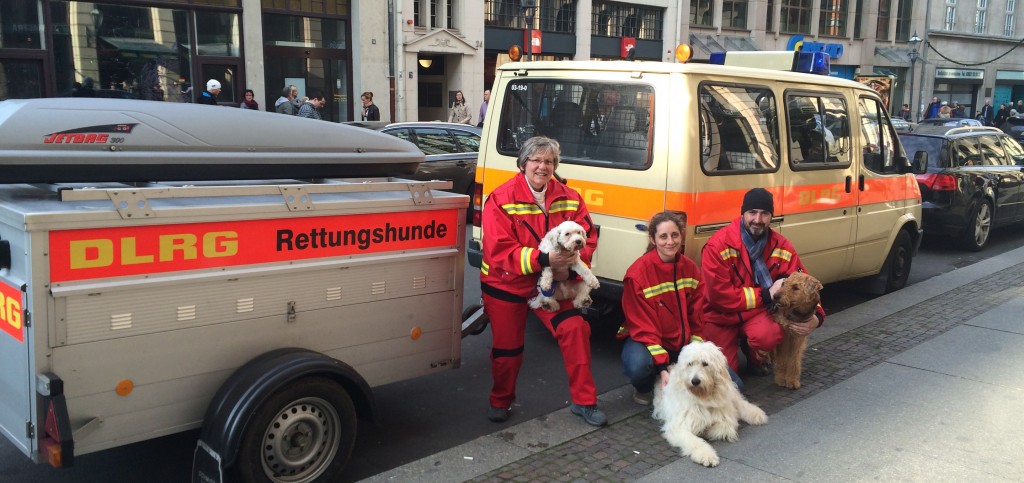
{"left": 0, "top": 98, "right": 424, "bottom": 183}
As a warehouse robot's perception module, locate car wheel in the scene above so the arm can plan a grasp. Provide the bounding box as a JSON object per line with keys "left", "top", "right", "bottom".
{"left": 882, "top": 230, "right": 913, "bottom": 294}
{"left": 233, "top": 377, "right": 356, "bottom": 483}
{"left": 959, "top": 200, "right": 992, "bottom": 251}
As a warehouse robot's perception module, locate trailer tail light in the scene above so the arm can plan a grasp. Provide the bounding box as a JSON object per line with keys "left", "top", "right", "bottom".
{"left": 472, "top": 182, "right": 483, "bottom": 228}
{"left": 916, "top": 173, "right": 957, "bottom": 191}
{"left": 37, "top": 373, "right": 74, "bottom": 468}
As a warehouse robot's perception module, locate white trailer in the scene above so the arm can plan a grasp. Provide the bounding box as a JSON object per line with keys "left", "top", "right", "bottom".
{"left": 0, "top": 100, "right": 466, "bottom": 482}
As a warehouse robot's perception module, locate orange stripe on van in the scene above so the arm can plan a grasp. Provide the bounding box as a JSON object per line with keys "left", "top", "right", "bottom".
{"left": 479, "top": 166, "right": 917, "bottom": 224}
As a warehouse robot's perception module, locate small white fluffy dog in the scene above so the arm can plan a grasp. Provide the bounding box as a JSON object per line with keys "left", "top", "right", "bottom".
{"left": 652, "top": 341, "right": 768, "bottom": 467}
{"left": 528, "top": 220, "right": 600, "bottom": 312}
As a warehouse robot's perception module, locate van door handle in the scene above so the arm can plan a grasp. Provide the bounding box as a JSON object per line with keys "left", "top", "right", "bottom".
{"left": 859, "top": 175, "right": 865, "bottom": 191}
{"left": 845, "top": 176, "right": 852, "bottom": 193}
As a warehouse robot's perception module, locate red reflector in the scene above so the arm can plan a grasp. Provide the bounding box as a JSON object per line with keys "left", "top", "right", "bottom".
{"left": 916, "top": 173, "right": 957, "bottom": 191}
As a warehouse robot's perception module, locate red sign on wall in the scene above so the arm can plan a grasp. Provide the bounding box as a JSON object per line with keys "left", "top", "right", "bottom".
{"left": 621, "top": 37, "right": 636, "bottom": 58}
{"left": 523, "top": 30, "right": 543, "bottom": 54}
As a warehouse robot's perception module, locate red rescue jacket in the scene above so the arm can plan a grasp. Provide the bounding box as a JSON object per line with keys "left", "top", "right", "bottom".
{"left": 480, "top": 173, "right": 597, "bottom": 300}
{"left": 616, "top": 249, "right": 705, "bottom": 366}
{"left": 701, "top": 217, "right": 825, "bottom": 326}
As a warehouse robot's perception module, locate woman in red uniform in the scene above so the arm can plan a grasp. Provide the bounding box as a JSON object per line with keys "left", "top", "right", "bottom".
{"left": 479, "top": 136, "right": 606, "bottom": 427}
{"left": 617, "top": 211, "right": 706, "bottom": 405}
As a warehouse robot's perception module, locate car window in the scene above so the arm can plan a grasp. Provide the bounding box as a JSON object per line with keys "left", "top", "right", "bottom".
{"left": 899, "top": 135, "right": 946, "bottom": 169}
{"left": 858, "top": 97, "right": 901, "bottom": 174}
{"left": 952, "top": 138, "right": 982, "bottom": 167}
{"left": 1001, "top": 136, "right": 1024, "bottom": 165}
{"left": 978, "top": 135, "right": 1009, "bottom": 166}
{"left": 412, "top": 128, "right": 460, "bottom": 155}
{"left": 385, "top": 128, "right": 412, "bottom": 142}
{"left": 452, "top": 130, "right": 480, "bottom": 152}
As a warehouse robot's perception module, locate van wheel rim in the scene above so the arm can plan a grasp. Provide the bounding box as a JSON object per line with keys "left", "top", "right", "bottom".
{"left": 260, "top": 397, "right": 341, "bottom": 483}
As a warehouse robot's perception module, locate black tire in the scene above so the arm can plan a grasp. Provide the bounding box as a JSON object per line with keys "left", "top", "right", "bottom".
{"left": 959, "top": 200, "right": 992, "bottom": 252}
{"left": 233, "top": 377, "right": 356, "bottom": 483}
{"left": 462, "top": 304, "right": 489, "bottom": 336}
{"left": 882, "top": 230, "right": 913, "bottom": 294}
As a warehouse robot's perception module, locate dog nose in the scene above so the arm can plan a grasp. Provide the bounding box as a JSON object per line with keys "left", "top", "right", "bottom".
{"left": 575, "top": 239, "right": 583, "bottom": 248}
{"left": 690, "top": 377, "right": 701, "bottom": 386}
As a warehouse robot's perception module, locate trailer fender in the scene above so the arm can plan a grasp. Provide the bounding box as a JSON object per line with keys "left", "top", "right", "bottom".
{"left": 196, "top": 347, "right": 376, "bottom": 470}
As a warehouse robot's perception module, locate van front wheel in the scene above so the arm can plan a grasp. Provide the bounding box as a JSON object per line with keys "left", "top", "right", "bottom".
{"left": 882, "top": 230, "right": 912, "bottom": 294}
{"left": 233, "top": 377, "right": 356, "bottom": 483}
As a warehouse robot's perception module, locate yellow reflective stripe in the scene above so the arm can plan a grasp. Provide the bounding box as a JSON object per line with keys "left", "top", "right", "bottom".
{"left": 743, "top": 287, "right": 757, "bottom": 310}
{"left": 548, "top": 199, "right": 580, "bottom": 213}
{"left": 643, "top": 277, "right": 698, "bottom": 299}
{"left": 676, "top": 277, "right": 698, "bottom": 289}
{"left": 616, "top": 325, "right": 629, "bottom": 337}
{"left": 771, "top": 248, "right": 793, "bottom": 262}
{"left": 643, "top": 281, "right": 676, "bottom": 299}
{"left": 481, "top": 260, "right": 490, "bottom": 275}
{"left": 647, "top": 345, "right": 667, "bottom": 357}
{"left": 690, "top": 335, "right": 703, "bottom": 343}
{"left": 720, "top": 248, "right": 738, "bottom": 260}
{"left": 502, "top": 203, "right": 543, "bottom": 215}
{"left": 519, "top": 247, "right": 535, "bottom": 274}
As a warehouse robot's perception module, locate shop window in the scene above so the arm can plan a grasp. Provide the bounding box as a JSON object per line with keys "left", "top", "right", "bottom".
{"left": 196, "top": 11, "right": 240, "bottom": 56}
{"left": 1, "top": 0, "right": 44, "bottom": 49}
{"left": 50, "top": 1, "right": 193, "bottom": 102}
{"left": 262, "top": 0, "right": 348, "bottom": 16}
{"left": 0, "top": 60, "right": 43, "bottom": 100}
{"left": 262, "top": 14, "right": 347, "bottom": 49}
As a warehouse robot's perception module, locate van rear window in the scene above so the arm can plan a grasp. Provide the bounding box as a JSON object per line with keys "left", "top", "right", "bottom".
{"left": 496, "top": 80, "right": 654, "bottom": 169}
{"left": 699, "top": 83, "right": 780, "bottom": 174}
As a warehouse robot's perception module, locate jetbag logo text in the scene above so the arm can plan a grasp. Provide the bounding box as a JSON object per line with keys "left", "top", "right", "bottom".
{"left": 49, "top": 210, "right": 458, "bottom": 282}
{"left": 0, "top": 281, "right": 23, "bottom": 343}
{"left": 42, "top": 123, "right": 137, "bottom": 144}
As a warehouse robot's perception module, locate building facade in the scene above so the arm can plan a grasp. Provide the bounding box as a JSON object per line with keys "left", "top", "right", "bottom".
{"left": 2, "top": 0, "right": 1023, "bottom": 123}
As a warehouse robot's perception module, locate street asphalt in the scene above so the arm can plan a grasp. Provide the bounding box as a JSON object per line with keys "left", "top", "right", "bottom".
{"left": 363, "top": 243, "right": 1024, "bottom": 482}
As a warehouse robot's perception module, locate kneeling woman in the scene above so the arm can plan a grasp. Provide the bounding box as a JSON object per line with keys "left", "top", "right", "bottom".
{"left": 618, "top": 211, "right": 707, "bottom": 405}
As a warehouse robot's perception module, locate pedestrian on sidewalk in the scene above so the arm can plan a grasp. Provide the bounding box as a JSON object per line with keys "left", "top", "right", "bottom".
{"left": 700, "top": 188, "right": 825, "bottom": 385}
{"left": 297, "top": 90, "right": 325, "bottom": 120}
{"left": 617, "top": 211, "right": 706, "bottom": 406}
{"left": 479, "top": 136, "right": 607, "bottom": 427}
{"left": 360, "top": 91, "right": 380, "bottom": 121}
{"left": 448, "top": 90, "right": 472, "bottom": 125}
{"left": 477, "top": 89, "right": 490, "bottom": 127}
{"left": 197, "top": 79, "right": 221, "bottom": 106}
{"left": 275, "top": 84, "right": 301, "bottom": 115}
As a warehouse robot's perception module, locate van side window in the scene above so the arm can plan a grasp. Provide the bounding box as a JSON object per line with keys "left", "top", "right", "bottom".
{"left": 785, "top": 94, "right": 850, "bottom": 168}
{"left": 858, "top": 97, "right": 901, "bottom": 174}
{"left": 699, "top": 83, "right": 779, "bottom": 174}
{"left": 495, "top": 80, "right": 654, "bottom": 169}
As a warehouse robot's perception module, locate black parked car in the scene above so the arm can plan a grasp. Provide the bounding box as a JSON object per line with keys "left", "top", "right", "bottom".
{"left": 900, "top": 126, "right": 1024, "bottom": 251}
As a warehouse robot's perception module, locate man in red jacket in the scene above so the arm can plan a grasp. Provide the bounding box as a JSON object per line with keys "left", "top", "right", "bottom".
{"left": 701, "top": 188, "right": 825, "bottom": 382}
{"left": 480, "top": 136, "right": 606, "bottom": 426}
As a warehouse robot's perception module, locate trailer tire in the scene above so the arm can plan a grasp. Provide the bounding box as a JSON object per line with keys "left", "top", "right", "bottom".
{"left": 233, "top": 376, "right": 356, "bottom": 483}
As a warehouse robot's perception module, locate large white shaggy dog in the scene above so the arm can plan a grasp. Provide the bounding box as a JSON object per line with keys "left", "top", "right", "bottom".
{"left": 527, "top": 220, "right": 600, "bottom": 312}
{"left": 652, "top": 342, "right": 768, "bottom": 467}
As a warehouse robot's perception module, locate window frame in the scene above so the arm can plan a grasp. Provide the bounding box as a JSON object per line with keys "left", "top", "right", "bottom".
{"left": 698, "top": 81, "right": 782, "bottom": 176}
{"left": 784, "top": 90, "right": 854, "bottom": 171}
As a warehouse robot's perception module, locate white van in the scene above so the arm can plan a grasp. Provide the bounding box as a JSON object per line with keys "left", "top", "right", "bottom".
{"left": 468, "top": 52, "right": 923, "bottom": 311}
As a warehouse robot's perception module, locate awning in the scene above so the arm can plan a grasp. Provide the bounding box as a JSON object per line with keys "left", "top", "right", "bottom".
{"left": 99, "top": 37, "right": 176, "bottom": 56}
{"left": 875, "top": 46, "right": 910, "bottom": 64}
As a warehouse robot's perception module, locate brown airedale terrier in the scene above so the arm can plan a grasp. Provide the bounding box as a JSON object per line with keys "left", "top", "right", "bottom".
{"left": 770, "top": 272, "right": 822, "bottom": 389}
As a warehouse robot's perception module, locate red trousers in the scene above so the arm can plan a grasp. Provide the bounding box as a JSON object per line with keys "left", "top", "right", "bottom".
{"left": 702, "top": 310, "right": 784, "bottom": 372}
{"left": 483, "top": 293, "right": 597, "bottom": 408}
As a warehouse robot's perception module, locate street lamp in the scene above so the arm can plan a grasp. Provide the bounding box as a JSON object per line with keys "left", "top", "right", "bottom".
{"left": 521, "top": 0, "right": 537, "bottom": 61}
{"left": 908, "top": 32, "right": 922, "bottom": 122}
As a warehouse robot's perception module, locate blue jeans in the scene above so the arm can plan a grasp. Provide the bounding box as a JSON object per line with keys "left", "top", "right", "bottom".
{"left": 621, "top": 338, "right": 745, "bottom": 393}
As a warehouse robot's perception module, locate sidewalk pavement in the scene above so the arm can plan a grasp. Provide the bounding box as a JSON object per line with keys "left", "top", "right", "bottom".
{"left": 365, "top": 245, "right": 1024, "bottom": 483}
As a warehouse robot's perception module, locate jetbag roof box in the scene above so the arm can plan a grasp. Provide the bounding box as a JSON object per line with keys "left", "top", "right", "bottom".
{"left": 0, "top": 98, "right": 423, "bottom": 183}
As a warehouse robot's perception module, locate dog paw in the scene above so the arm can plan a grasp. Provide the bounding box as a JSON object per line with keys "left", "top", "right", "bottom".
{"left": 573, "top": 296, "right": 593, "bottom": 309}
{"left": 585, "top": 276, "right": 600, "bottom": 289}
{"left": 542, "top": 300, "right": 560, "bottom": 312}
{"left": 746, "top": 408, "right": 768, "bottom": 426}
{"left": 688, "top": 446, "right": 720, "bottom": 468}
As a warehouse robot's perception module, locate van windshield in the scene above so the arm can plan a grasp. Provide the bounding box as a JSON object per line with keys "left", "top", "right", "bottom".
{"left": 496, "top": 80, "right": 654, "bottom": 169}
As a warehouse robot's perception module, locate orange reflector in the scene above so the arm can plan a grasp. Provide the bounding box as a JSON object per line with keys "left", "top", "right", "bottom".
{"left": 410, "top": 326, "right": 422, "bottom": 340}
{"left": 116, "top": 379, "right": 134, "bottom": 396}
{"left": 509, "top": 45, "right": 523, "bottom": 62}
{"left": 44, "top": 440, "right": 63, "bottom": 467}
{"left": 674, "top": 44, "right": 693, "bottom": 63}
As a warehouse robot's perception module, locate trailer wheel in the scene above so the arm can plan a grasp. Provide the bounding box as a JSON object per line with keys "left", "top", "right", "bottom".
{"left": 233, "top": 377, "right": 356, "bottom": 483}
{"left": 462, "top": 304, "right": 489, "bottom": 337}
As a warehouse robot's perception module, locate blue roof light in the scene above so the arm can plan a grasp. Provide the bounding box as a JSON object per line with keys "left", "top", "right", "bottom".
{"left": 794, "top": 52, "right": 831, "bottom": 75}
{"left": 709, "top": 52, "right": 726, "bottom": 65}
